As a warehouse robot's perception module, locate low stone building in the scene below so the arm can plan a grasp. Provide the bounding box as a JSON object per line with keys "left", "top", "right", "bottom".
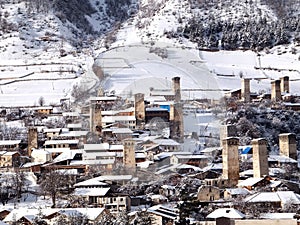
{"left": 197, "top": 185, "right": 221, "bottom": 202}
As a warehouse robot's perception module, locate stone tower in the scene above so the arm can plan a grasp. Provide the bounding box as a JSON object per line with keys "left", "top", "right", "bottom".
{"left": 241, "top": 78, "right": 251, "bottom": 102}
{"left": 280, "top": 76, "right": 289, "bottom": 93}
{"left": 28, "top": 127, "right": 38, "bottom": 157}
{"left": 170, "top": 103, "right": 184, "bottom": 143}
{"left": 90, "top": 102, "right": 102, "bottom": 134}
{"left": 123, "top": 139, "right": 136, "bottom": 169}
{"left": 172, "top": 76, "right": 181, "bottom": 103}
{"left": 219, "top": 125, "right": 236, "bottom": 147}
{"left": 222, "top": 137, "right": 240, "bottom": 187}
{"left": 271, "top": 80, "right": 281, "bottom": 101}
{"left": 252, "top": 138, "right": 269, "bottom": 178}
{"left": 279, "top": 133, "right": 297, "bottom": 160}
{"left": 170, "top": 77, "right": 184, "bottom": 143}
{"left": 134, "top": 93, "right": 145, "bottom": 128}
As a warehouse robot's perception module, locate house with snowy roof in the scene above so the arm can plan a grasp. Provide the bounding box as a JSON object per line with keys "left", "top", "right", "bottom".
{"left": 224, "top": 188, "right": 251, "bottom": 200}
{"left": 73, "top": 176, "right": 131, "bottom": 212}
{"left": 170, "top": 153, "right": 211, "bottom": 168}
{"left": 237, "top": 176, "right": 272, "bottom": 191}
{"left": 146, "top": 204, "right": 179, "bottom": 225}
{"left": 197, "top": 185, "right": 221, "bottom": 202}
{"left": 206, "top": 208, "right": 245, "bottom": 220}
{"left": 244, "top": 191, "right": 300, "bottom": 209}
{"left": 0, "top": 140, "right": 21, "bottom": 151}
{"left": 0, "top": 151, "right": 20, "bottom": 167}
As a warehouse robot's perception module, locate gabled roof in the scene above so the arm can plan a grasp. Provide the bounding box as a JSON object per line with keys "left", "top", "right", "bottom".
{"left": 245, "top": 191, "right": 300, "bottom": 205}
{"left": 0, "top": 140, "right": 21, "bottom": 146}
{"left": 44, "top": 139, "right": 79, "bottom": 145}
{"left": 74, "top": 175, "right": 133, "bottom": 187}
{"left": 147, "top": 205, "right": 178, "bottom": 220}
{"left": 74, "top": 178, "right": 110, "bottom": 187}
{"left": 260, "top": 213, "right": 296, "bottom": 220}
{"left": 206, "top": 208, "right": 245, "bottom": 219}
{"left": 225, "top": 188, "right": 251, "bottom": 195}
{"left": 237, "top": 177, "right": 265, "bottom": 187}
{"left": 152, "top": 139, "right": 181, "bottom": 146}
{"left": 84, "top": 143, "right": 110, "bottom": 151}
{"left": 53, "top": 149, "right": 83, "bottom": 163}
{"left": 268, "top": 155, "right": 298, "bottom": 163}
{"left": 58, "top": 208, "right": 106, "bottom": 221}
{"left": 74, "top": 187, "right": 110, "bottom": 197}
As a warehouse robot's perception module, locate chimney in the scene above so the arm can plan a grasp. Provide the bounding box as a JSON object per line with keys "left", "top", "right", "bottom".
{"left": 280, "top": 76, "right": 289, "bottom": 93}
{"left": 279, "top": 133, "right": 297, "bottom": 160}
{"left": 252, "top": 138, "right": 269, "bottom": 178}
{"left": 222, "top": 137, "right": 239, "bottom": 187}
{"left": 28, "top": 127, "right": 38, "bottom": 157}
{"left": 172, "top": 77, "right": 181, "bottom": 103}
{"left": 271, "top": 80, "right": 281, "bottom": 101}
{"left": 241, "top": 78, "right": 251, "bottom": 102}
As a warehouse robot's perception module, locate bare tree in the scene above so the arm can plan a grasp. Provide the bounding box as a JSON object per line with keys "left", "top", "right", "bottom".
{"left": 39, "top": 169, "right": 69, "bottom": 207}
{"left": 38, "top": 96, "right": 45, "bottom": 107}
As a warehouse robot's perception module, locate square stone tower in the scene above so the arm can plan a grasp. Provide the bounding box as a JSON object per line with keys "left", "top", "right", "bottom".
{"left": 241, "top": 78, "right": 251, "bottom": 102}
{"left": 28, "top": 127, "right": 38, "bottom": 157}
{"left": 172, "top": 76, "right": 181, "bottom": 103}
{"left": 220, "top": 125, "right": 237, "bottom": 147}
{"left": 222, "top": 137, "right": 240, "bottom": 187}
{"left": 271, "top": 80, "right": 281, "bottom": 101}
{"left": 90, "top": 102, "right": 102, "bottom": 134}
{"left": 170, "top": 77, "right": 184, "bottom": 143}
{"left": 252, "top": 138, "right": 269, "bottom": 178}
{"left": 279, "top": 133, "right": 297, "bottom": 160}
{"left": 134, "top": 93, "right": 145, "bottom": 128}
{"left": 123, "top": 139, "right": 136, "bottom": 169}
{"left": 280, "top": 76, "right": 289, "bottom": 93}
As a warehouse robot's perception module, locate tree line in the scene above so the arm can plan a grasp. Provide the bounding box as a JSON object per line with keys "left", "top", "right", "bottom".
{"left": 180, "top": 15, "right": 299, "bottom": 51}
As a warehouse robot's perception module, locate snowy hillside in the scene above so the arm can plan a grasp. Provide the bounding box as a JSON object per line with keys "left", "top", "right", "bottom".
{"left": 0, "top": 0, "right": 298, "bottom": 107}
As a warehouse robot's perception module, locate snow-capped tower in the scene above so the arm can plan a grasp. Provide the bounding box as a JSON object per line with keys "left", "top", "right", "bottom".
{"left": 90, "top": 100, "right": 102, "bottom": 135}
{"left": 279, "top": 133, "right": 297, "bottom": 160}
{"left": 241, "top": 78, "right": 251, "bottom": 102}
{"left": 123, "top": 139, "right": 136, "bottom": 169}
{"left": 134, "top": 93, "right": 145, "bottom": 128}
{"left": 172, "top": 76, "right": 181, "bottom": 103}
{"left": 280, "top": 76, "right": 289, "bottom": 93}
{"left": 170, "top": 77, "right": 184, "bottom": 143}
{"left": 28, "top": 127, "right": 38, "bottom": 157}
{"left": 252, "top": 138, "right": 269, "bottom": 178}
{"left": 220, "top": 124, "right": 236, "bottom": 147}
{"left": 222, "top": 137, "right": 240, "bottom": 187}
{"left": 271, "top": 80, "right": 281, "bottom": 101}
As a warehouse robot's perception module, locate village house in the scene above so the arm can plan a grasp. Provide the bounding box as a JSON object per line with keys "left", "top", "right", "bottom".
{"left": 224, "top": 188, "right": 251, "bottom": 200}
{"left": 0, "top": 140, "right": 21, "bottom": 151}
{"left": 244, "top": 191, "right": 300, "bottom": 209}
{"left": 170, "top": 154, "right": 210, "bottom": 168}
{"left": 159, "top": 185, "right": 179, "bottom": 198}
{"left": 146, "top": 204, "right": 179, "bottom": 225}
{"left": 43, "top": 128, "right": 63, "bottom": 140}
{"left": 197, "top": 185, "right": 221, "bottom": 202}
{"left": 34, "top": 106, "right": 53, "bottom": 115}
{"left": 44, "top": 139, "right": 79, "bottom": 149}
{"left": 237, "top": 176, "right": 272, "bottom": 191}
{"left": 82, "top": 143, "right": 116, "bottom": 169}
{"left": 30, "top": 149, "right": 52, "bottom": 163}
{"left": 73, "top": 175, "right": 133, "bottom": 212}
{"left": 0, "top": 151, "right": 20, "bottom": 167}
